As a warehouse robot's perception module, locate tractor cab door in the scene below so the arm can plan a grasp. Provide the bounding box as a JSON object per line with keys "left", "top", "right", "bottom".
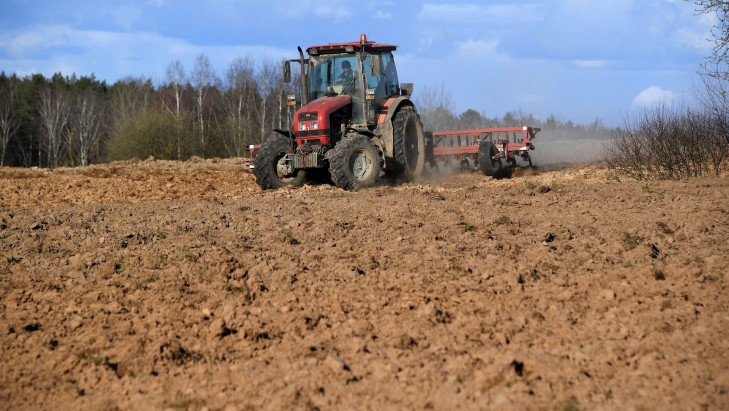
{"left": 332, "top": 56, "right": 364, "bottom": 124}
{"left": 363, "top": 51, "right": 400, "bottom": 107}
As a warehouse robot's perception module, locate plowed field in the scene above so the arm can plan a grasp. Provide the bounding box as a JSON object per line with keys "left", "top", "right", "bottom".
{"left": 1, "top": 158, "right": 727, "bottom": 410}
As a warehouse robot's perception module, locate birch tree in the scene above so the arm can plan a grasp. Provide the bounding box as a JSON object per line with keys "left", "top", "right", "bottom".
{"left": 38, "top": 87, "right": 69, "bottom": 168}
{"left": 191, "top": 53, "right": 217, "bottom": 156}
{"left": 254, "top": 57, "right": 278, "bottom": 143}
{"left": 68, "top": 90, "right": 103, "bottom": 166}
{"left": 164, "top": 60, "right": 186, "bottom": 160}
{"left": 0, "top": 82, "right": 20, "bottom": 166}
{"left": 222, "top": 57, "right": 257, "bottom": 157}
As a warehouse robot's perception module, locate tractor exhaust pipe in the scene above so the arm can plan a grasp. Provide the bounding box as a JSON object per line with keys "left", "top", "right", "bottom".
{"left": 298, "top": 46, "right": 309, "bottom": 105}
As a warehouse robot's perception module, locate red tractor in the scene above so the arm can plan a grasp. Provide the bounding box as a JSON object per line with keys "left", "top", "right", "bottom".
{"left": 253, "top": 34, "right": 426, "bottom": 190}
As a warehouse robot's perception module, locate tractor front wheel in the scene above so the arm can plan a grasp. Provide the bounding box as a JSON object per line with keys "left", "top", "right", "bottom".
{"left": 329, "top": 135, "right": 382, "bottom": 191}
{"left": 253, "top": 135, "right": 306, "bottom": 189}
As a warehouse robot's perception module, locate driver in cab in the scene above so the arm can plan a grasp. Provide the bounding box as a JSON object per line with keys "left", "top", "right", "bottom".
{"left": 335, "top": 60, "right": 356, "bottom": 94}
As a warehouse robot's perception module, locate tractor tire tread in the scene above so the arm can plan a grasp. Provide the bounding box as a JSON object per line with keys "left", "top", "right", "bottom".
{"left": 253, "top": 135, "right": 305, "bottom": 189}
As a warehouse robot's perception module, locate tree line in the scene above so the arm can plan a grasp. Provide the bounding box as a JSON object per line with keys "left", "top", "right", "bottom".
{"left": 0, "top": 53, "right": 617, "bottom": 168}
{"left": 0, "top": 54, "right": 296, "bottom": 167}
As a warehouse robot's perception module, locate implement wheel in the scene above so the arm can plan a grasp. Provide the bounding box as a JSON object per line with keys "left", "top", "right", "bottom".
{"left": 478, "top": 140, "right": 503, "bottom": 177}
{"left": 329, "top": 135, "right": 382, "bottom": 191}
{"left": 253, "top": 135, "right": 306, "bottom": 189}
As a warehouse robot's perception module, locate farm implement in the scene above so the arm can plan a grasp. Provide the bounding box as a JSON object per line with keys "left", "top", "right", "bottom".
{"left": 427, "top": 126, "right": 539, "bottom": 175}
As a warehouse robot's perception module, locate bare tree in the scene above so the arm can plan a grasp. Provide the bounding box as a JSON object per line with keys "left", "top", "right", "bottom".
{"left": 67, "top": 90, "right": 103, "bottom": 166}
{"left": 0, "top": 83, "right": 20, "bottom": 166}
{"left": 191, "top": 54, "right": 218, "bottom": 157}
{"left": 254, "top": 57, "right": 278, "bottom": 143}
{"left": 696, "top": 70, "right": 729, "bottom": 134}
{"left": 273, "top": 69, "right": 298, "bottom": 131}
{"left": 109, "top": 77, "right": 153, "bottom": 134}
{"left": 690, "top": 0, "right": 729, "bottom": 79}
{"left": 38, "top": 87, "right": 70, "bottom": 168}
{"left": 603, "top": 115, "right": 649, "bottom": 180}
{"left": 414, "top": 83, "right": 457, "bottom": 131}
{"left": 696, "top": 73, "right": 729, "bottom": 173}
{"left": 163, "top": 60, "right": 186, "bottom": 160}
{"left": 221, "top": 57, "right": 257, "bottom": 157}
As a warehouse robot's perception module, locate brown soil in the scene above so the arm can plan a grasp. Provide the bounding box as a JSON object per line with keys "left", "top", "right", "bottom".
{"left": 1, "top": 158, "right": 727, "bottom": 410}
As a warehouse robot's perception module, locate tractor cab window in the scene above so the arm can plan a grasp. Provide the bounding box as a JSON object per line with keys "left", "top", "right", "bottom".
{"left": 308, "top": 55, "right": 361, "bottom": 100}
{"left": 363, "top": 52, "right": 399, "bottom": 104}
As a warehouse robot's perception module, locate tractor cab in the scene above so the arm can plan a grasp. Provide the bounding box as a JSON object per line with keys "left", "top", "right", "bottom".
{"left": 306, "top": 40, "right": 400, "bottom": 125}
{"left": 285, "top": 34, "right": 404, "bottom": 128}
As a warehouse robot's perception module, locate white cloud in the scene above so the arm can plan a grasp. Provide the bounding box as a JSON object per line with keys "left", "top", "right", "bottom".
{"left": 455, "top": 39, "right": 500, "bottom": 59}
{"left": 572, "top": 60, "right": 614, "bottom": 69}
{"left": 418, "top": 3, "right": 543, "bottom": 23}
{"left": 1, "top": 26, "right": 69, "bottom": 56}
{"left": 112, "top": 6, "right": 144, "bottom": 30}
{"left": 673, "top": 10, "right": 715, "bottom": 51}
{"left": 520, "top": 93, "right": 547, "bottom": 104}
{"left": 273, "top": 0, "right": 352, "bottom": 20}
{"left": 632, "top": 86, "right": 677, "bottom": 108}
{"left": 313, "top": 6, "right": 351, "bottom": 19}
{"left": 497, "top": 0, "right": 710, "bottom": 66}
{"left": 0, "top": 25, "right": 290, "bottom": 83}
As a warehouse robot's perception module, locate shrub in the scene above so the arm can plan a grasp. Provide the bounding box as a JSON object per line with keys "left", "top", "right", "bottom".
{"left": 604, "top": 103, "right": 727, "bottom": 179}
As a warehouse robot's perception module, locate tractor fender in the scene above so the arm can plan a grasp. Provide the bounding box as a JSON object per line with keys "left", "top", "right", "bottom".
{"left": 273, "top": 129, "right": 291, "bottom": 139}
{"left": 376, "top": 96, "right": 414, "bottom": 161}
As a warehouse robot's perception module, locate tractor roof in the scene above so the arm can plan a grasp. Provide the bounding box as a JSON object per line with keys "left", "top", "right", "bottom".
{"left": 306, "top": 39, "right": 397, "bottom": 55}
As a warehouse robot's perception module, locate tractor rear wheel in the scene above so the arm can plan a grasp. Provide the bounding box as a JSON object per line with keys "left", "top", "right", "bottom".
{"left": 478, "top": 140, "right": 503, "bottom": 177}
{"left": 253, "top": 135, "right": 306, "bottom": 189}
{"left": 329, "top": 135, "right": 382, "bottom": 191}
{"left": 391, "top": 106, "right": 426, "bottom": 180}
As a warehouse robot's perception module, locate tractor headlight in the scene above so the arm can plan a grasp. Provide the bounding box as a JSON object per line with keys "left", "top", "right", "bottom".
{"left": 310, "top": 121, "right": 318, "bottom": 130}
{"left": 299, "top": 122, "right": 306, "bottom": 131}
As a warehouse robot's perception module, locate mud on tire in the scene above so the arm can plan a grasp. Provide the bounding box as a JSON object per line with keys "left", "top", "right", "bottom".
{"left": 253, "top": 135, "right": 306, "bottom": 189}
{"left": 391, "top": 106, "right": 426, "bottom": 181}
{"left": 329, "top": 135, "right": 382, "bottom": 191}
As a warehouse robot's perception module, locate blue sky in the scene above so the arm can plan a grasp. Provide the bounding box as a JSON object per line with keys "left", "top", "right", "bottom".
{"left": 0, "top": 0, "right": 716, "bottom": 125}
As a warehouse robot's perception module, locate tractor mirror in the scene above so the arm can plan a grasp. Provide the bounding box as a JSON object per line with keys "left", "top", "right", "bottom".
{"left": 370, "top": 55, "right": 381, "bottom": 77}
{"left": 283, "top": 61, "right": 291, "bottom": 83}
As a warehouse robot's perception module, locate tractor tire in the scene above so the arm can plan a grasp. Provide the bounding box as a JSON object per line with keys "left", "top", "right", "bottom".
{"left": 329, "top": 135, "right": 382, "bottom": 191}
{"left": 478, "top": 140, "right": 503, "bottom": 177}
{"left": 391, "top": 106, "right": 426, "bottom": 180}
{"left": 253, "top": 135, "right": 306, "bottom": 189}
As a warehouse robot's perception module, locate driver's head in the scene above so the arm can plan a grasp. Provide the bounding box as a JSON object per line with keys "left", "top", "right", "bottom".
{"left": 342, "top": 60, "right": 351, "bottom": 72}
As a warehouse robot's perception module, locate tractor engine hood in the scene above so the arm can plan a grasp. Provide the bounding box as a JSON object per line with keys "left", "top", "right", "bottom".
{"left": 294, "top": 95, "right": 351, "bottom": 145}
